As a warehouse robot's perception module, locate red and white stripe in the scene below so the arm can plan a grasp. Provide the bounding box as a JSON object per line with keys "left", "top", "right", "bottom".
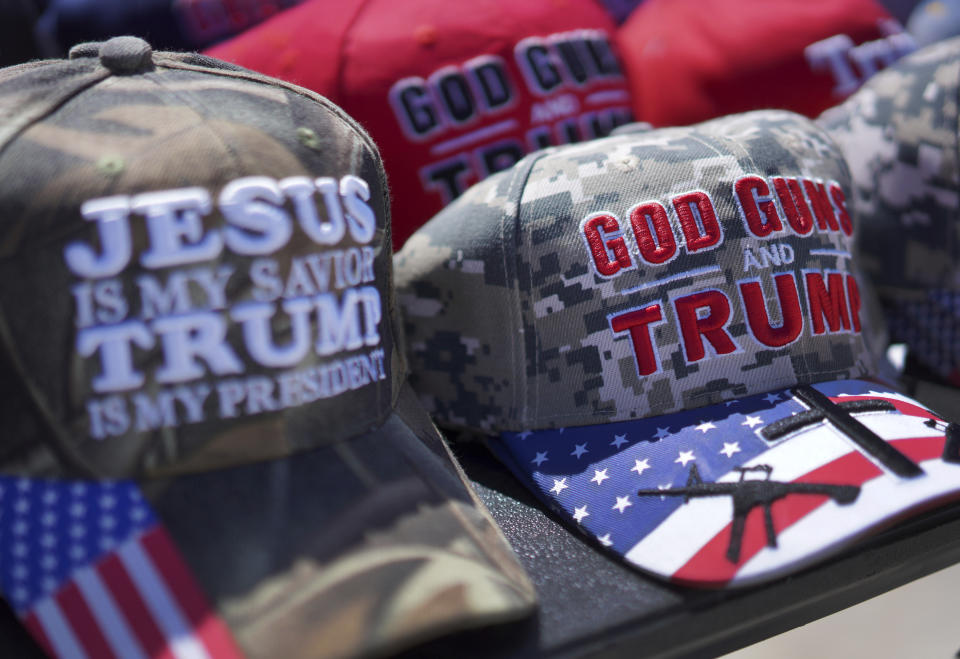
{"left": 22, "top": 527, "right": 243, "bottom": 659}
{"left": 625, "top": 394, "right": 960, "bottom": 587}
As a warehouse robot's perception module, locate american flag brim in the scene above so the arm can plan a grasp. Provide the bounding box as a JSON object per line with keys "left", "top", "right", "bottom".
{"left": 0, "top": 477, "right": 243, "bottom": 659}
{"left": 493, "top": 378, "right": 960, "bottom": 588}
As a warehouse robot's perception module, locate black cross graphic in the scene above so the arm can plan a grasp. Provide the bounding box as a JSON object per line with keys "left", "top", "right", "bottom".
{"left": 761, "top": 385, "right": 924, "bottom": 479}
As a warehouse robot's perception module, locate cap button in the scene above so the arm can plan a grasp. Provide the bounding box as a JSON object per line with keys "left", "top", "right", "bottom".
{"left": 68, "top": 42, "right": 101, "bottom": 59}
{"left": 97, "top": 36, "right": 154, "bottom": 75}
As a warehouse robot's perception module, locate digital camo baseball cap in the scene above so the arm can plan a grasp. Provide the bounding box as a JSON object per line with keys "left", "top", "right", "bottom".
{"left": 0, "top": 36, "right": 535, "bottom": 658}
{"left": 819, "top": 37, "right": 960, "bottom": 417}
{"left": 395, "top": 109, "right": 960, "bottom": 588}
{"left": 205, "top": 0, "right": 634, "bottom": 250}
{"left": 617, "top": 0, "right": 915, "bottom": 128}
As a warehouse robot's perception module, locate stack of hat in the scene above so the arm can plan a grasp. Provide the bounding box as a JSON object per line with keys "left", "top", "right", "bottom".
{"left": 205, "top": 0, "right": 637, "bottom": 249}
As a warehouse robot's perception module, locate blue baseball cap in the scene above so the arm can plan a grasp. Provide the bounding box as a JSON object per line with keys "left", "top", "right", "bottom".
{"left": 907, "top": 0, "right": 960, "bottom": 45}
{"left": 35, "top": 0, "right": 303, "bottom": 56}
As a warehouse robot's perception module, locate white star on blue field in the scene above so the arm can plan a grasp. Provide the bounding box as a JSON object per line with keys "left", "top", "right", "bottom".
{"left": 0, "top": 478, "right": 156, "bottom": 614}
{"left": 490, "top": 380, "right": 898, "bottom": 556}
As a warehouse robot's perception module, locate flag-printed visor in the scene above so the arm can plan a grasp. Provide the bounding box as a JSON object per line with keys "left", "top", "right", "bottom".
{"left": 493, "top": 379, "right": 960, "bottom": 588}
{"left": 0, "top": 386, "right": 536, "bottom": 659}
{"left": 0, "top": 478, "right": 240, "bottom": 659}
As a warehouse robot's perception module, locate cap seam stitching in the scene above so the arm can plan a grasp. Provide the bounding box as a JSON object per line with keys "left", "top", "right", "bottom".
{"left": 153, "top": 59, "right": 395, "bottom": 256}
{"left": 154, "top": 57, "right": 383, "bottom": 164}
{"left": 0, "top": 73, "right": 245, "bottom": 260}
{"left": 501, "top": 177, "right": 520, "bottom": 426}
{"left": 0, "top": 67, "right": 111, "bottom": 161}
{"left": 334, "top": 0, "right": 376, "bottom": 104}
{"left": 146, "top": 69, "right": 247, "bottom": 181}
{"left": 507, "top": 149, "right": 554, "bottom": 427}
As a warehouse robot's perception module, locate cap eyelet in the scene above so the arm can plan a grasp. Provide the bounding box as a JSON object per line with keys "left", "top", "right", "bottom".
{"left": 297, "top": 127, "right": 321, "bottom": 150}
{"left": 97, "top": 155, "right": 126, "bottom": 176}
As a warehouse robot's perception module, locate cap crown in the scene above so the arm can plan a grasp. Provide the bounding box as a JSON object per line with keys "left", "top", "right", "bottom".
{"left": 397, "top": 111, "right": 875, "bottom": 432}
{"left": 618, "top": 0, "right": 913, "bottom": 127}
{"left": 0, "top": 41, "right": 401, "bottom": 478}
{"left": 820, "top": 37, "right": 960, "bottom": 293}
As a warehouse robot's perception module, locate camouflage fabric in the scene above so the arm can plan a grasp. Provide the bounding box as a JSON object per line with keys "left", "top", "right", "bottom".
{"left": 0, "top": 36, "right": 535, "bottom": 659}
{"left": 0, "top": 39, "right": 401, "bottom": 477}
{"left": 149, "top": 384, "right": 536, "bottom": 659}
{"left": 819, "top": 37, "right": 960, "bottom": 384}
{"left": 396, "top": 110, "right": 877, "bottom": 433}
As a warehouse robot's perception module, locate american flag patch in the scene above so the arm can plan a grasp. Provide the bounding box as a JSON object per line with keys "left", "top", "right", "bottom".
{"left": 495, "top": 379, "right": 960, "bottom": 587}
{"left": 0, "top": 477, "right": 243, "bottom": 659}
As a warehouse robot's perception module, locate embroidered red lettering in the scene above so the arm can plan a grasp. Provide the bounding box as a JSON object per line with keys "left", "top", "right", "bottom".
{"left": 830, "top": 182, "right": 853, "bottom": 236}
{"left": 674, "top": 290, "right": 737, "bottom": 362}
{"left": 735, "top": 176, "right": 783, "bottom": 238}
{"left": 610, "top": 304, "right": 664, "bottom": 376}
{"left": 739, "top": 273, "right": 803, "bottom": 347}
{"left": 803, "top": 180, "right": 840, "bottom": 233}
{"left": 805, "top": 271, "right": 850, "bottom": 334}
{"left": 772, "top": 177, "right": 815, "bottom": 236}
{"left": 673, "top": 191, "right": 722, "bottom": 253}
{"left": 629, "top": 202, "right": 676, "bottom": 265}
{"left": 846, "top": 274, "right": 862, "bottom": 332}
{"left": 581, "top": 213, "right": 632, "bottom": 277}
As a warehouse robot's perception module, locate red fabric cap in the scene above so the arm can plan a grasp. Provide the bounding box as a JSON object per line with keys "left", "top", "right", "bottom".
{"left": 207, "top": 0, "right": 634, "bottom": 249}
{"left": 617, "top": 0, "right": 913, "bottom": 127}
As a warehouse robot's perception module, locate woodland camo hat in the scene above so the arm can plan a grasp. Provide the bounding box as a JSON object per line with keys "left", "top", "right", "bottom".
{"left": 0, "top": 36, "right": 535, "bottom": 659}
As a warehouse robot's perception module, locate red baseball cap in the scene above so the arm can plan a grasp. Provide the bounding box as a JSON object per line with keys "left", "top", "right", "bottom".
{"left": 617, "top": 0, "right": 916, "bottom": 127}
{"left": 206, "top": 0, "right": 635, "bottom": 249}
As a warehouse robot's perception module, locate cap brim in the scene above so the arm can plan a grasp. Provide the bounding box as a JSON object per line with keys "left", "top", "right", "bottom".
{"left": 0, "top": 384, "right": 535, "bottom": 659}
{"left": 492, "top": 379, "right": 960, "bottom": 588}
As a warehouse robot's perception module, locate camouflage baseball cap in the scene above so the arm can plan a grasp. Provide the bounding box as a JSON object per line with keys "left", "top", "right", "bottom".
{"left": 819, "top": 37, "right": 960, "bottom": 411}
{"left": 0, "top": 36, "right": 535, "bottom": 658}
{"left": 396, "top": 109, "right": 960, "bottom": 588}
